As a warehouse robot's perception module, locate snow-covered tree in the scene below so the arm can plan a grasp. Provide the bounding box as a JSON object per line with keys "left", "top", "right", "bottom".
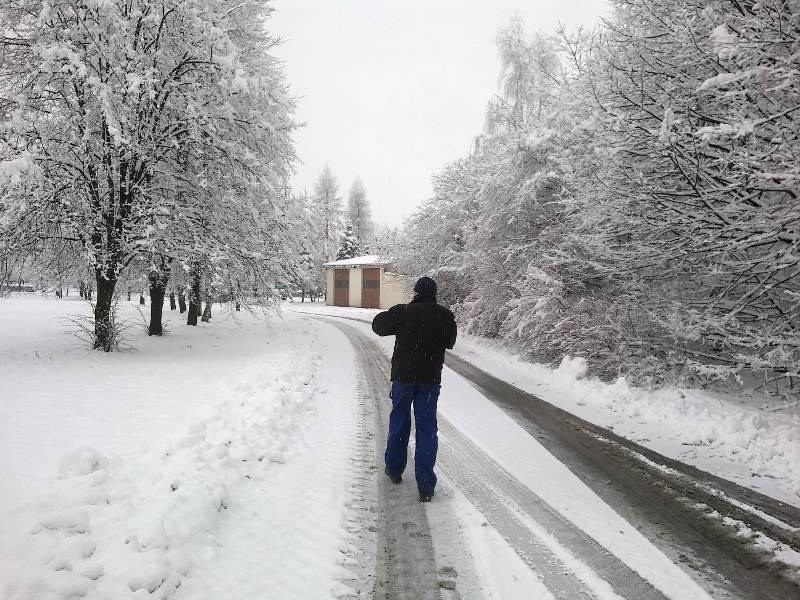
{"left": 311, "top": 165, "right": 343, "bottom": 260}
{"left": 400, "top": 6, "right": 799, "bottom": 397}
{"left": 284, "top": 190, "right": 324, "bottom": 301}
{"left": 0, "top": 0, "right": 296, "bottom": 348}
{"left": 295, "top": 251, "right": 322, "bottom": 302}
{"left": 400, "top": 22, "right": 567, "bottom": 336}
{"left": 556, "top": 0, "right": 800, "bottom": 388}
{"left": 336, "top": 224, "right": 361, "bottom": 261}
{"left": 485, "top": 16, "right": 562, "bottom": 134}
{"left": 347, "top": 179, "right": 373, "bottom": 249}
{"left": 372, "top": 223, "right": 401, "bottom": 259}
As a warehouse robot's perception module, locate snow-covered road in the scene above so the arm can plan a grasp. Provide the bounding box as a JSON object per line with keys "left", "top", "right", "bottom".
{"left": 296, "top": 306, "right": 800, "bottom": 600}
{"left": 325, "top": 316, "right": 689, "bottom": 600}
{"left": 1, "top": 297, "right": 798, "bottom": 599}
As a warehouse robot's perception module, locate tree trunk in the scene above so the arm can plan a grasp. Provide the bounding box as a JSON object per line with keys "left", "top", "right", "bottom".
{"left": 178, "top": 293, "right": 187, "bottom": 313}
{"left": 127, "top": 288, "right": 131, "bottom": 301}
{"left": 94, "top": 272, "right": 117, "bottom": 351}
{"left": 148, "top": 271, "right": 169, "bottom": 336}
{"left": 139, "top": 293, "right": 145, "bottom": 305}
{"left": 201, "top": 297, "right": 212, "bottom": 322}
{"left": 235, "top": 302, "right": 241, "bottom": 311}
{"left": 169, "top": 292, "right": 176, "bottom": 311}
{"left": 187, "top": 265, "right": 201, "bottom": 326}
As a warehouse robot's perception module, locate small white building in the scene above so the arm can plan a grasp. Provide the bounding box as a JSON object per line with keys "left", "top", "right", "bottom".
{"left": 323, "top": 255, "right": 408, "bottom": 309}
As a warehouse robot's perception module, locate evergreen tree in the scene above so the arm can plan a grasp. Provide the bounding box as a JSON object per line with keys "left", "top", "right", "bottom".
{"left": 347, "top": 179, "right": 373, "bottom": 249}
{"left": 336, "top": 224, "right": 361, "bottom": 261}
{"left": 311, "top": 165, "right": 343, "bottom": 260}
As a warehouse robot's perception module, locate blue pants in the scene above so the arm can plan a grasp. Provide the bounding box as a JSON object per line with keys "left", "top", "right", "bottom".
{"left": 384, "top": 382, "right": 440, "bottom": 493}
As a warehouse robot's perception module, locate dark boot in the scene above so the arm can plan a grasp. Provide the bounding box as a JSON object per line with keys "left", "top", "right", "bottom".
{"left": 419, "top": 490, "right": 434, "bottom": 503}
{"left": 384, "top": 466, "right": 402, "bottom": 484}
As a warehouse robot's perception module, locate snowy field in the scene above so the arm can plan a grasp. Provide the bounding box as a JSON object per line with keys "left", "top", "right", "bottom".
{"left": 0, "top": 296, "right": 360, "bottom": 599}
{"left": 289, "top": 302, "right": 800, "bottom": 508}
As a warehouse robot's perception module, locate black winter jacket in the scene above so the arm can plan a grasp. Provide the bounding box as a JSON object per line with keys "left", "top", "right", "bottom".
{"left": 371, "top": 295, "right": 457, "bottom": 384}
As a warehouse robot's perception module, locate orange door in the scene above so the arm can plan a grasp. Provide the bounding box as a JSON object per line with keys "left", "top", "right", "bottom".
{"left": 361, "top": 268, "right": 381, "bottom": 308}
{"left": 334, "top": 269, "right": 349, "bottom": 306}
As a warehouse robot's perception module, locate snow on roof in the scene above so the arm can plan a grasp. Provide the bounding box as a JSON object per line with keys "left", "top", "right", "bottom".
{"left": 323, "top": 255, "right": 393, "bottom": 267}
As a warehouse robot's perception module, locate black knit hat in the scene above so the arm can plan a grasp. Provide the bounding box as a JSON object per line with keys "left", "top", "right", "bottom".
{"left": 413, "top": 276, "right": 437, "bottom": 297}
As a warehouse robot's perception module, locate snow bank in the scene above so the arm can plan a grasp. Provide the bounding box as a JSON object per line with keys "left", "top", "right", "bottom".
{"left": 453, "top": 335, "right": 800, "bottom": 507}
{"left": 555, "top": 355, "right": 588, "bottom": 379}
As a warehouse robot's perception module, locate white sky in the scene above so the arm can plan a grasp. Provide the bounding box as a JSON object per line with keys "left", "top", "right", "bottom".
{"left": 269, "top": 0, "right": 610, "bottom": 227}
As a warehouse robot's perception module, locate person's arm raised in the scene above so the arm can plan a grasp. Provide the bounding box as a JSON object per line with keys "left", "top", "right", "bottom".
{"left": 372, "top": 305, "right": 403, "bottom": 336}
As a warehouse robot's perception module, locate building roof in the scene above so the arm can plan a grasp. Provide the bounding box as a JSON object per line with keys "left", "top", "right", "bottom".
{"left": 323, "top": 254, "right": 393, "bottom": 267}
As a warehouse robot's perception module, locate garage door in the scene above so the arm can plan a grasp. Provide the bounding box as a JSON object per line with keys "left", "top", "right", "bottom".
{"left": 361, "top": 268, "right": 380, "bottom": 308}
{"left": 334, "top": 269, "right": 349, "bottom": 307}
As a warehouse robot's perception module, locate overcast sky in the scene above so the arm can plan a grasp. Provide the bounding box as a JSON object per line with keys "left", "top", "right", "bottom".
{"left": 269, "top": 0, "right": 609, "bottom": 227}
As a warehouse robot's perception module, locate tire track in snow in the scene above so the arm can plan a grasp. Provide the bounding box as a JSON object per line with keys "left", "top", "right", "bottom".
{"left": 319, "top": 316, "right": 668, "bottom": 600}
{"left": 351, "top": 325, "right": 487, "bottom": 600}
{"left": 295, "top": 309, "right": 800, "bottom": 598}
{"left": 322, "top": 318, "right": 444, "bottom": 599}
{"left": 439, "top": 423, "right": 664, "bottom": 600}
{"left": 443, "top": 352, "right": 800, "bottom": 599}
{"left": 331, "top": 369, "right": 379, "bottom": 598}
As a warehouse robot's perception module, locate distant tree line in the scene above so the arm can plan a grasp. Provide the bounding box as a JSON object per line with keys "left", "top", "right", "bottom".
{"left": 289, "top": 164, "right": 385, "bottom": 301}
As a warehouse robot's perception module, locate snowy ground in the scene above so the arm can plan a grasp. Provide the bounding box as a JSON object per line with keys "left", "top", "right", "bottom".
{"left": 310, "top": 310, "right": 720, "bottom": 599}
{"left": 290, "top": 302, "right": 800, "bottom": 509}
{"left": 0, "top": 296, "right": 360, "bottom": 599}
{"left": 1, "top": 295, "right": 797, "bottom": 599}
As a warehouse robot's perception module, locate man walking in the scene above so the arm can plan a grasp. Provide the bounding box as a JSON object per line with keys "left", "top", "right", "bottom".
{"left": 371, "top": 276, "right": 457, "bottom": 502}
